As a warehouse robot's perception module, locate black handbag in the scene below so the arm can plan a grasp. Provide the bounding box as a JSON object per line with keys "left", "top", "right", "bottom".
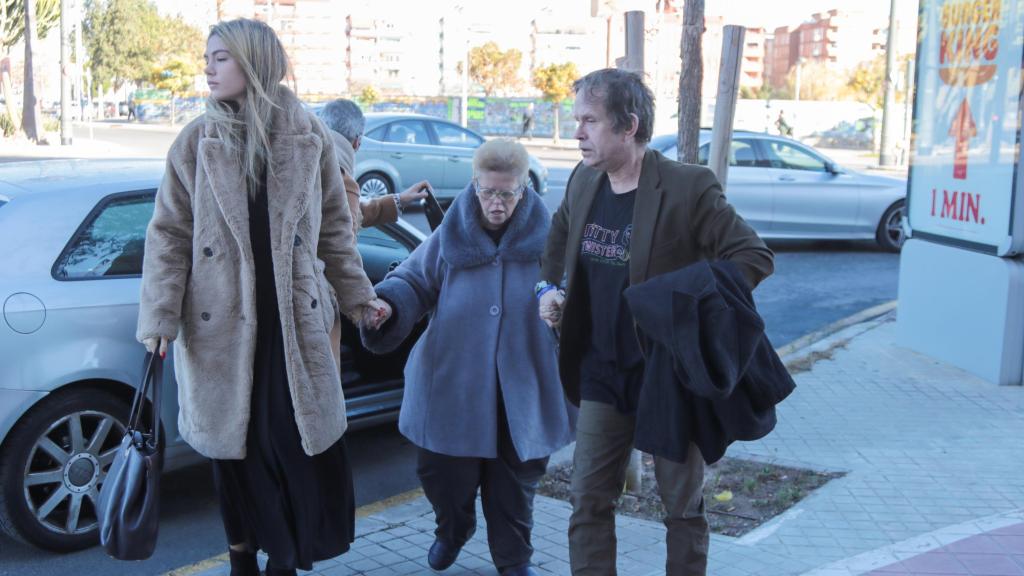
{"left": 97, "top": 352, "right": 164, "bottom": 560}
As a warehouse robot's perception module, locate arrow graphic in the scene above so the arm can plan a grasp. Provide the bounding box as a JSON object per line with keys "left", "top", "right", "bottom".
{"left": 949, "top": 98, "right": 977, "bottom": 180}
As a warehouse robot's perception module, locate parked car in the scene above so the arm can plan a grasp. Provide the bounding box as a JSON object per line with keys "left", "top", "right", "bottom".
{"left": 351, "top": 113, "right": 549, "bottom": 204}
{"left": 815, "top": 117, "right": 875, "bottom": 150}
{"left": 0, "top": 159, "right": 426, "bottom": 552}
{"left": 650, "top": 130, "right": 906, "bottom": 251}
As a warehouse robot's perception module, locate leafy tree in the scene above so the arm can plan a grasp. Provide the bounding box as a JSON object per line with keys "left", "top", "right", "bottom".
{"left": 531, "top": 62, "right": 578, "bottom": 143}
{"left": 149, "top": 58, "right": 196, "bottom": 125}
{"left": 844, "top": 54, "right": 885, "bottom": 108}
{"left": 1, "top": 0, "right": 58, "bottom": 139}
{"left": 785, "top": 60, "right": 846, "bottom": 102}
{"left": 85, "top": 0, "right": 162, "bottom": 92}
{"left": 359, "top": 85, "right": 379, "bottom": 107}
{"left": 1, "top": 0, "right": 58, "bottom": 50}
{"left": 469, "top": 41, "right": 522, "bottom": 97}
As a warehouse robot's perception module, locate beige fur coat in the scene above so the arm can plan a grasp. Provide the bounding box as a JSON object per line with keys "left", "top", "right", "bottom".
{"left": 137, "top": 87, "right": 376, "bottom": 459}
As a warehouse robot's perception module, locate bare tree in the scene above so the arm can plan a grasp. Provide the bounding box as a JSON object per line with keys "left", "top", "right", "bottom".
{"left": 22, "top": 0, "right": 43, "bottom": 142}
{"left": 677, "top": 0, "right": 704, "bottom": 163}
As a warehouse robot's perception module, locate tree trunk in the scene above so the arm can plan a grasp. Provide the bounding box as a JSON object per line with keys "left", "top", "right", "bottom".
{"left": 22, "top": 0, "right": 43, "bottom": 142}
{"left": 552, "top": 101, "right": 560, "bottom": 144}
{"left": 677, "top": 0, "right": 704, "bottom": 164}
{"left": 1, "top": 57, "right": 22, "bottom": 129}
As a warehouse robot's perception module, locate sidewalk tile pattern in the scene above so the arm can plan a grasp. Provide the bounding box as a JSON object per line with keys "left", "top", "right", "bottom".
{"left": 190, "top": 320, "right": 1024, "bottom": 576}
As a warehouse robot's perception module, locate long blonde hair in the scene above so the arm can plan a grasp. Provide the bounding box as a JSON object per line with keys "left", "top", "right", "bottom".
{"left": 204, "top": 18, "right": 291, "bottom": 188}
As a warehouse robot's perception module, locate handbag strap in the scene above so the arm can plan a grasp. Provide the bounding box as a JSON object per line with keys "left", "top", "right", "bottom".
{"left": 127, "top": 352, "right": 163, "bottom": 449}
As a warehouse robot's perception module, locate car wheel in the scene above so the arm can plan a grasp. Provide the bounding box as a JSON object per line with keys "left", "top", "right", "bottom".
{"left": 529, "top": 172, "right": 541, "bottom": 195}
{"left": 0, "top": 388, "right": 128, "bottom": 551}
{"left": 358, "top": 172, "right": 393, "bottom": 199}
{"left": 876, "top": 200, "right": 906, "bottom": 252}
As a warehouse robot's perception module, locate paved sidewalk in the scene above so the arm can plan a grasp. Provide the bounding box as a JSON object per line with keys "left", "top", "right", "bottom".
{"left": 182, "top": 314, "right": 1024, "bottom": 576}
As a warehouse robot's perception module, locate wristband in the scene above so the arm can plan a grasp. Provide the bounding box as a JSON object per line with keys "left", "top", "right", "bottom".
{"left": 393, "top": 193, "right": 403, "bottom": 215}
{"left": 536, "top": 284, "right": 557, "bottom": 300}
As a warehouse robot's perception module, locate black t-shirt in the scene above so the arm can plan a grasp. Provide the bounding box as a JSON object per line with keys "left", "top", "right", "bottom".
{"left": 578, "top": 177, "right": 644, "bottom": 413}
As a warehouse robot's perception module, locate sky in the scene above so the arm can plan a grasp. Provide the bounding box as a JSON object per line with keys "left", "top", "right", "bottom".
{"left": 160, "top": 0, "right": 920, "bottom": 33}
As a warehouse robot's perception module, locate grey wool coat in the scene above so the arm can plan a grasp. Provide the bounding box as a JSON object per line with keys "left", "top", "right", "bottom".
{"left": 137, "top": 86, "right": 377, "bottom": 459}
{"left": 361, "top": 185, "right": 575, "bottom": 461}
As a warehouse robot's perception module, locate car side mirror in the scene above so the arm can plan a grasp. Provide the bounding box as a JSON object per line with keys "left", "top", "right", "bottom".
{"left": 825, "top": 161, "right": 843, "bottom": 175}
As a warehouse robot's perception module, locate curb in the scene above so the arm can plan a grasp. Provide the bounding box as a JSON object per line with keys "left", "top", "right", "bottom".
{"left": 776, "top": 300, "right": 897, "bottom": 361}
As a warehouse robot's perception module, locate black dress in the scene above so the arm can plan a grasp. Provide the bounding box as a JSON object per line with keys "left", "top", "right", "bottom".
{"left": 210, "top": 177, "right": 355, "bottom": 571}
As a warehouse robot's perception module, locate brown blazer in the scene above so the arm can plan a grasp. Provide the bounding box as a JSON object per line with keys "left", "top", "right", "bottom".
{"left": 540, "top": 148, "right": 774, "bottom": 405}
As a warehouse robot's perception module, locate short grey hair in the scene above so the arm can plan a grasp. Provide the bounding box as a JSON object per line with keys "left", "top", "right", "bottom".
{"left": 573, "top": 68, "right": 655, "bottom": 143}
{"left": 473, "top": 139, "right": 529, "bottom": 185}
{"left": 320, "top": 98, "right": 365, "bottom": 144}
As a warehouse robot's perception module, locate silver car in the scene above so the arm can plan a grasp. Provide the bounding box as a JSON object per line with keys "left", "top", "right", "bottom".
{"left": 650, "top": 131, "right": 907, "bottom": 251}
{"left": 0, "top": 159, "right": 426, "bottom": 552}
{"left": 354, "top": 113, "right": 549, "bottom": 203}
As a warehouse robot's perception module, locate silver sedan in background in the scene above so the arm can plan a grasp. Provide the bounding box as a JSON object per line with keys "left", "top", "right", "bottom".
{"left": 650, "top": 130, "right": 907, "bottom": 251}
{"left": 354, "top": 113, "right": 549, "bottom": 204}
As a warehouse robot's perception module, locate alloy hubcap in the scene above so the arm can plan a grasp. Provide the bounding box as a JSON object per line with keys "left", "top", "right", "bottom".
{"left": 886, "top": 206, "right": 906, "bottom": 246}
{"left": 23, "top": 411, "right": 125, "bottom": 535}
{"left": 360, "top": 178, "right": 389, "bottom": 199}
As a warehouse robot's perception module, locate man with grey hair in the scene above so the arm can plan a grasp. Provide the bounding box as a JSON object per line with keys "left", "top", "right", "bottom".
{"left": 320, "top": 98, "right": 430, "bottom": 231}
{"left": 538, "top": 68, "right": 774, "bottom": 575}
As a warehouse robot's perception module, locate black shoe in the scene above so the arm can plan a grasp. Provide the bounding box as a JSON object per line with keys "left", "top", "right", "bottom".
{"left": 500, "top": 565, "right": 539, "bottom": 576}
{"left": 228, "top": 548, "right": 259, "bottom": 576}
{"left": 427, "top": 538, "right": 462, "bottom": 571}
{"left": 263, "top": 557, "right": 297, "bottom": 576}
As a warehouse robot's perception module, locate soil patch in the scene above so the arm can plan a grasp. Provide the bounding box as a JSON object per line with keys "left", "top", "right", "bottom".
{"left": 539, "top": 454, "right": 843, "bottom": 537}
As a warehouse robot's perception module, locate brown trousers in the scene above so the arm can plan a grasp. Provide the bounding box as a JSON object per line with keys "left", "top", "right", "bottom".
{"left": 568, "top": 400, "right": 709, "bottom": 576}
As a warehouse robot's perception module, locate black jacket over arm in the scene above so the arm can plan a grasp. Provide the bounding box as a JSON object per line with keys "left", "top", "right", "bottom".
{"left": 623, "top": 260, "right": 796, "bottom": 464}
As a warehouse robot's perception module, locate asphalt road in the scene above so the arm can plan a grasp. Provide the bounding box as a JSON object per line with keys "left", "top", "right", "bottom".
{"left": 0, "top": 129, "right": 899, "bottom": 576}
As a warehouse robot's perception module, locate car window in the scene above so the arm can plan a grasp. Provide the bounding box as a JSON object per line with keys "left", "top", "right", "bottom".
{"left": 53, "top": 192, "right": 155, "bottom": 280}
{"left": 365, "top": 125, "right": 387, "bottom": 140}
{"left": 358, "top": 226, "right": 411, "bottom": 256}
{"left": 432, "top": 122, "right": 483, "bottom": 148}
{"left": 764, "top": 141, "right": 827, "bottom": 171}
{"left": 383, "top": 120, "right": 431, "bottom": 145}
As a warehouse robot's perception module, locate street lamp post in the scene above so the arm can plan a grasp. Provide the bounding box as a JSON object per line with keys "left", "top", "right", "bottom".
{"left": 879, "top": 0, "right": 900, "bottom": 166}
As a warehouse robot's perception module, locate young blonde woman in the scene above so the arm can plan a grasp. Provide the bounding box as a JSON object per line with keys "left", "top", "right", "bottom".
{"left": 137, "top": 19, "right": 390, "bottom": 576}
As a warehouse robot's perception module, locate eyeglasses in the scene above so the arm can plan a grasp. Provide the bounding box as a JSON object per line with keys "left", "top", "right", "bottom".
{"left": 474, "top": 180, "right": 523, "bottom": 203}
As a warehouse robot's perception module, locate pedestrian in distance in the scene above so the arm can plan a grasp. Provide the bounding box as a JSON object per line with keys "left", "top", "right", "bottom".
{"left": 362, "top": 138, "right": 576, "bottom": 576}
{"left": 775, "top": 109, "right": 793, "bottom": 137}
{"left": 521, "top": 102, "right": 535, "bottom": 140}
{"left": 318, "top": 98, "right": 431, "bottom": 233}
{"left": 538, "top": 68, "right": 774, "bottom": 575}
{"left": 137, "top": 18, "right": 391, "bottom": 576}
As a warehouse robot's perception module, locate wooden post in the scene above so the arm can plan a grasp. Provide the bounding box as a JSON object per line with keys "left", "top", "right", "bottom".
{"left": 677, "top": 0, "right": 704, "bottom": 164}
{"left": 708, "top": 26, "right": 745, "bottom": 188}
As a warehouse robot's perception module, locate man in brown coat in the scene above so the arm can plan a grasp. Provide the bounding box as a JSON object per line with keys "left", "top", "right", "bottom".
{"left": 538, "top": 69, "right": 774, "bottom": 575}
{"left": 319, "top": 98, "right": 430, "bottom": 232}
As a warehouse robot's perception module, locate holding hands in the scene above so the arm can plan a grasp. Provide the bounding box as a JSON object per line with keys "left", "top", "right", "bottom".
{"left": 361, "top": 298, "right": 392, "bottom": 330}
{"left": 538, "top": 288, "right": 565, "bottom": 329}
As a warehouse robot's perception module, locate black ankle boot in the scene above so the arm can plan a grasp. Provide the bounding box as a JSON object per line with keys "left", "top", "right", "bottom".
{"left": 228, "top": 548, "right": 259, "bottom": 576}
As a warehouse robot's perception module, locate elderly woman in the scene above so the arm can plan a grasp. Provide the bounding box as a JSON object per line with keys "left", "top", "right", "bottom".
{"left": 362, "top": 139, "right": 574, "bottom": 576}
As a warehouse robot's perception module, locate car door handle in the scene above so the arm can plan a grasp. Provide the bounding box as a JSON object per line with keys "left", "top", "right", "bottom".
{"left": 448, "top": 156, "right": 460, "bottom": 162}
{"left": 777, "top": 175, "right": 796, "bottom": 182}
{"left": 390, "top": 153, "right": 404, "bottom": 160}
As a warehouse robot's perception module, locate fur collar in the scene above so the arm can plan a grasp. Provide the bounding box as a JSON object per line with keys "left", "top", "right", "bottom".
{"left": 439, "top": 182, "right": 550, "bottom": 269}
